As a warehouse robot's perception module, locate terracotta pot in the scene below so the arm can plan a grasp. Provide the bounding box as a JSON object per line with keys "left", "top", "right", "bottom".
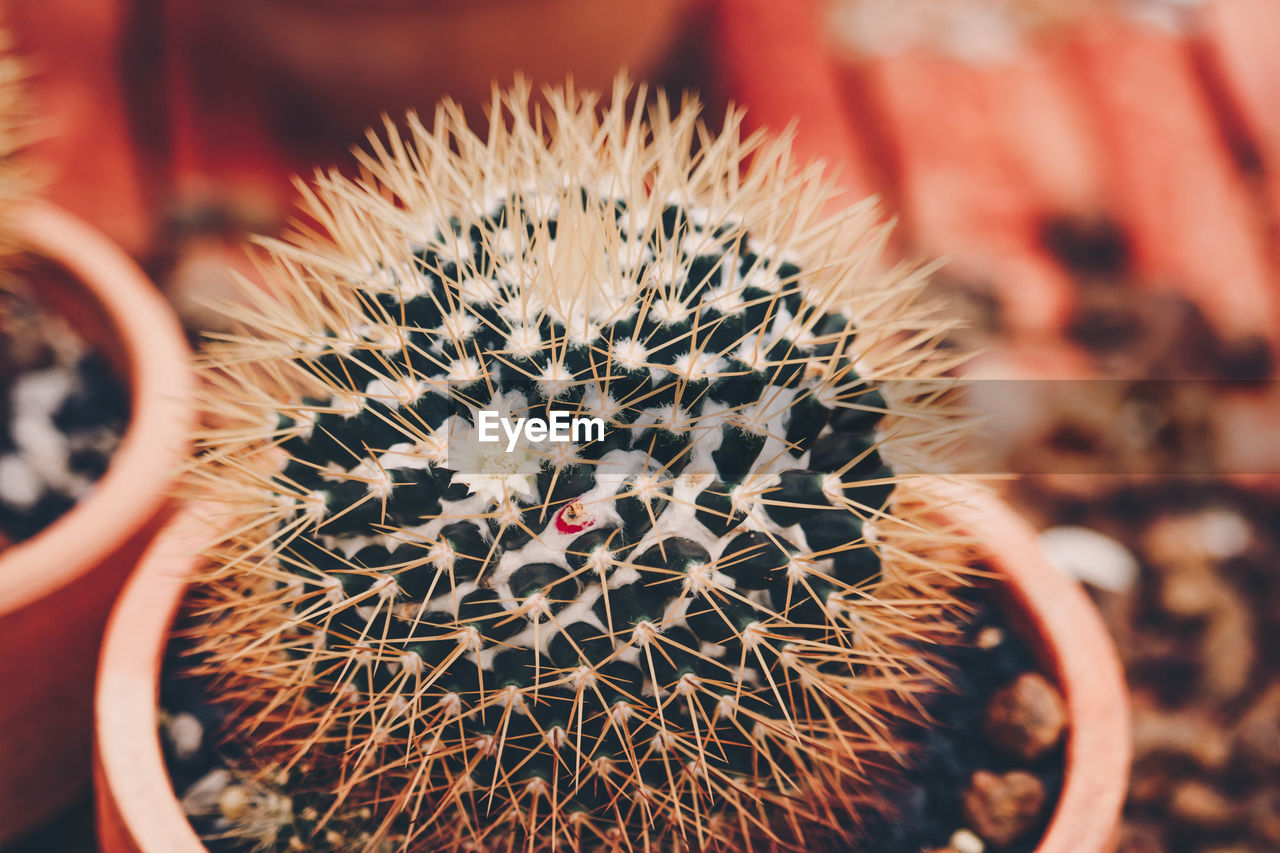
{"left": 152, "top": 0, "right": 708, "bottom": 325}
{"left": 94, "top": 484, "right": 1129, "bottom": 853}
{"left": 715, "top": 0, "right": 880, "bottom": 200}
{"left": 0, "top": 202, "right": 190, "bottom": 845}
{"left": 930, "top": 482, "right": 1130, "bottom": 853}
{"left": 4, "top": 0, "right": 157, "bottom": 257}
{"left": 175, "top": 0, "right": 700, "bottom": 148}
{"left": 718, "top": 0, "right": 1280, "bottom": 351}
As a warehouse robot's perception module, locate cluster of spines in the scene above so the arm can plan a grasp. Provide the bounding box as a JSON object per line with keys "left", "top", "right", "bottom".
{"left": 182, "top": 79, "right": 973, "bottom": 853}
{"left": 0, "top": 29, "right": 33, "bottom": 246}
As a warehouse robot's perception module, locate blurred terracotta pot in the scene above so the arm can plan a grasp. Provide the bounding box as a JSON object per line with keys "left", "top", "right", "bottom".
{"left": 716, "top": 0, "right": 877, "bottom": 197}
{"left": 188, "top": 0, "right": 699, "bottom": 137}
{"left": 0, "top": 202, "right": 190, "bottom": 846}
{"left": 94, "top": 485, "right": 1128, "bottom": 853}
{"left": 4, "top": 0, "right": 156, "bottom": 256}
{"left": 719, "top": 0, "right": 1280, "bottom": 350}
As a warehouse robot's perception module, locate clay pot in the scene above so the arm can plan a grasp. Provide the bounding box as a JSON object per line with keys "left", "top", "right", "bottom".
{"left": 715, "top": 0, "right": 877, "bottom": 198}
{"left": 4, "top": 0, "right": 157, "bottom": 257}
{"left": 717, "top": 0, "right": 1280, "bottom": 350}
{"left": 154, "top": 0, "right": 709, "bottom": 324}
{"left": 172, "top": 0, "right": 702, "bottom": 155}
{"left": 931, "top": 482, "right": 1130, "bottom": 853}
{"left": 94, "top": 484, "right": 1129, "bottom": 853}
{"left": 0, "top": 202, "right": 190, "bottom": 845}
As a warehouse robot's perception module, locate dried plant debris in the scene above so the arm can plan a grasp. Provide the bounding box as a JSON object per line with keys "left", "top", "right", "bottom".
{"left": 0, "top": 281, "right": 129, "bottom": 544}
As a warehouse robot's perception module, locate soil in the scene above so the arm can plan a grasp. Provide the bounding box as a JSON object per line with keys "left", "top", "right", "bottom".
{"left": 851, "top": 588, "right": 1063, "bottom": 853}
{"left": 0, "top": 281, "right": 129, "bottom": 545}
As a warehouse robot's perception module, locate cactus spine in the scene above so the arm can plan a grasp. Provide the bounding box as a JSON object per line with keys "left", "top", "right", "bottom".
{"left": 182, "top": 79, "right": 973, "bottom": 852}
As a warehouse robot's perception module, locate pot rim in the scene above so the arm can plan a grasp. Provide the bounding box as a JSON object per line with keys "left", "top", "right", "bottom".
{"left": 94, "top": 482, "right": 1128, "bottom": 853}
{"left": 0, "top": 201, "right": 191, "bottom": 612}
{"left": 926, "top": 480, "right": 1129, "bottom": 853}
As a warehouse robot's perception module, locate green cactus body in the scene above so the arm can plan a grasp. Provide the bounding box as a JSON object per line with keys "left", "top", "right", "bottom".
{"left": 186, "top": 81, "right": 970, "bottom": 852}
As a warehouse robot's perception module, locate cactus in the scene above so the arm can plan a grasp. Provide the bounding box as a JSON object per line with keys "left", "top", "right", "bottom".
{"left": 180, "top": 79, "right": 975, "bottom": 852}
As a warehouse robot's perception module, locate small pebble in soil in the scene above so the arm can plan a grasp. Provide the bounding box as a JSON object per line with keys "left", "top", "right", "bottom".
{"left": 976, "top": 626, "right": 1004, "bottom": 649}
{"left": 164, "top": 712, "right": 204, "bottom": 764}
{"left": 950, "top": 828, "right": 986, "bottom": 853}
{"left": 1168, "top": 781, "right": 1239, "bottom": 831}
{"left": 1038, "top": 525, "right": 1139, "bottom": 593}
{"left": 924, "top": 827, "right": 987, "bottom": 853}
{"left": 847, "top": 591, "right": 1062, "bottom": 853}
{"left": 962, "top": 770, "right": 1048, "bottom": 849}
{"left": 1132, "top": 701, "right": 1231, "bottom": 773}
{"left": 983, "top": 672, "right": 1067, "bottom": 762}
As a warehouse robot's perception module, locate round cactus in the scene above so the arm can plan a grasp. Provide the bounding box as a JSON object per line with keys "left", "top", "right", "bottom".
{"left": 183, "top": 79, "right": 973, "bottom": 852}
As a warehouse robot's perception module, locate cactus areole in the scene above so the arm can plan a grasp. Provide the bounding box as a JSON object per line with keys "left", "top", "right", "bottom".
{"left": 185, "top": 79, "right": 973, "bottom": 851}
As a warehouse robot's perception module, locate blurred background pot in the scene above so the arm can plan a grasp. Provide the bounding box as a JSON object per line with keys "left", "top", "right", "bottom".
{"left": 1, "top": 0, "right": 156, "bottom": 257}
{"left": 718, "top": 0, "right": 1280, "bottom": 352}
{"left": 0, "top": 201, "right": 189, "bottom": 847}
{"left": 162, "top": 0, "right": 707, "bottom": 194}
{"left": 148, "top": 0, "right": 711, "bottom": 330}
{"left": 93, "top": 485, "right": 1128, "bottom": 853}
{"left": 212, "top": 0, "right": 693, "bottom": 125}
